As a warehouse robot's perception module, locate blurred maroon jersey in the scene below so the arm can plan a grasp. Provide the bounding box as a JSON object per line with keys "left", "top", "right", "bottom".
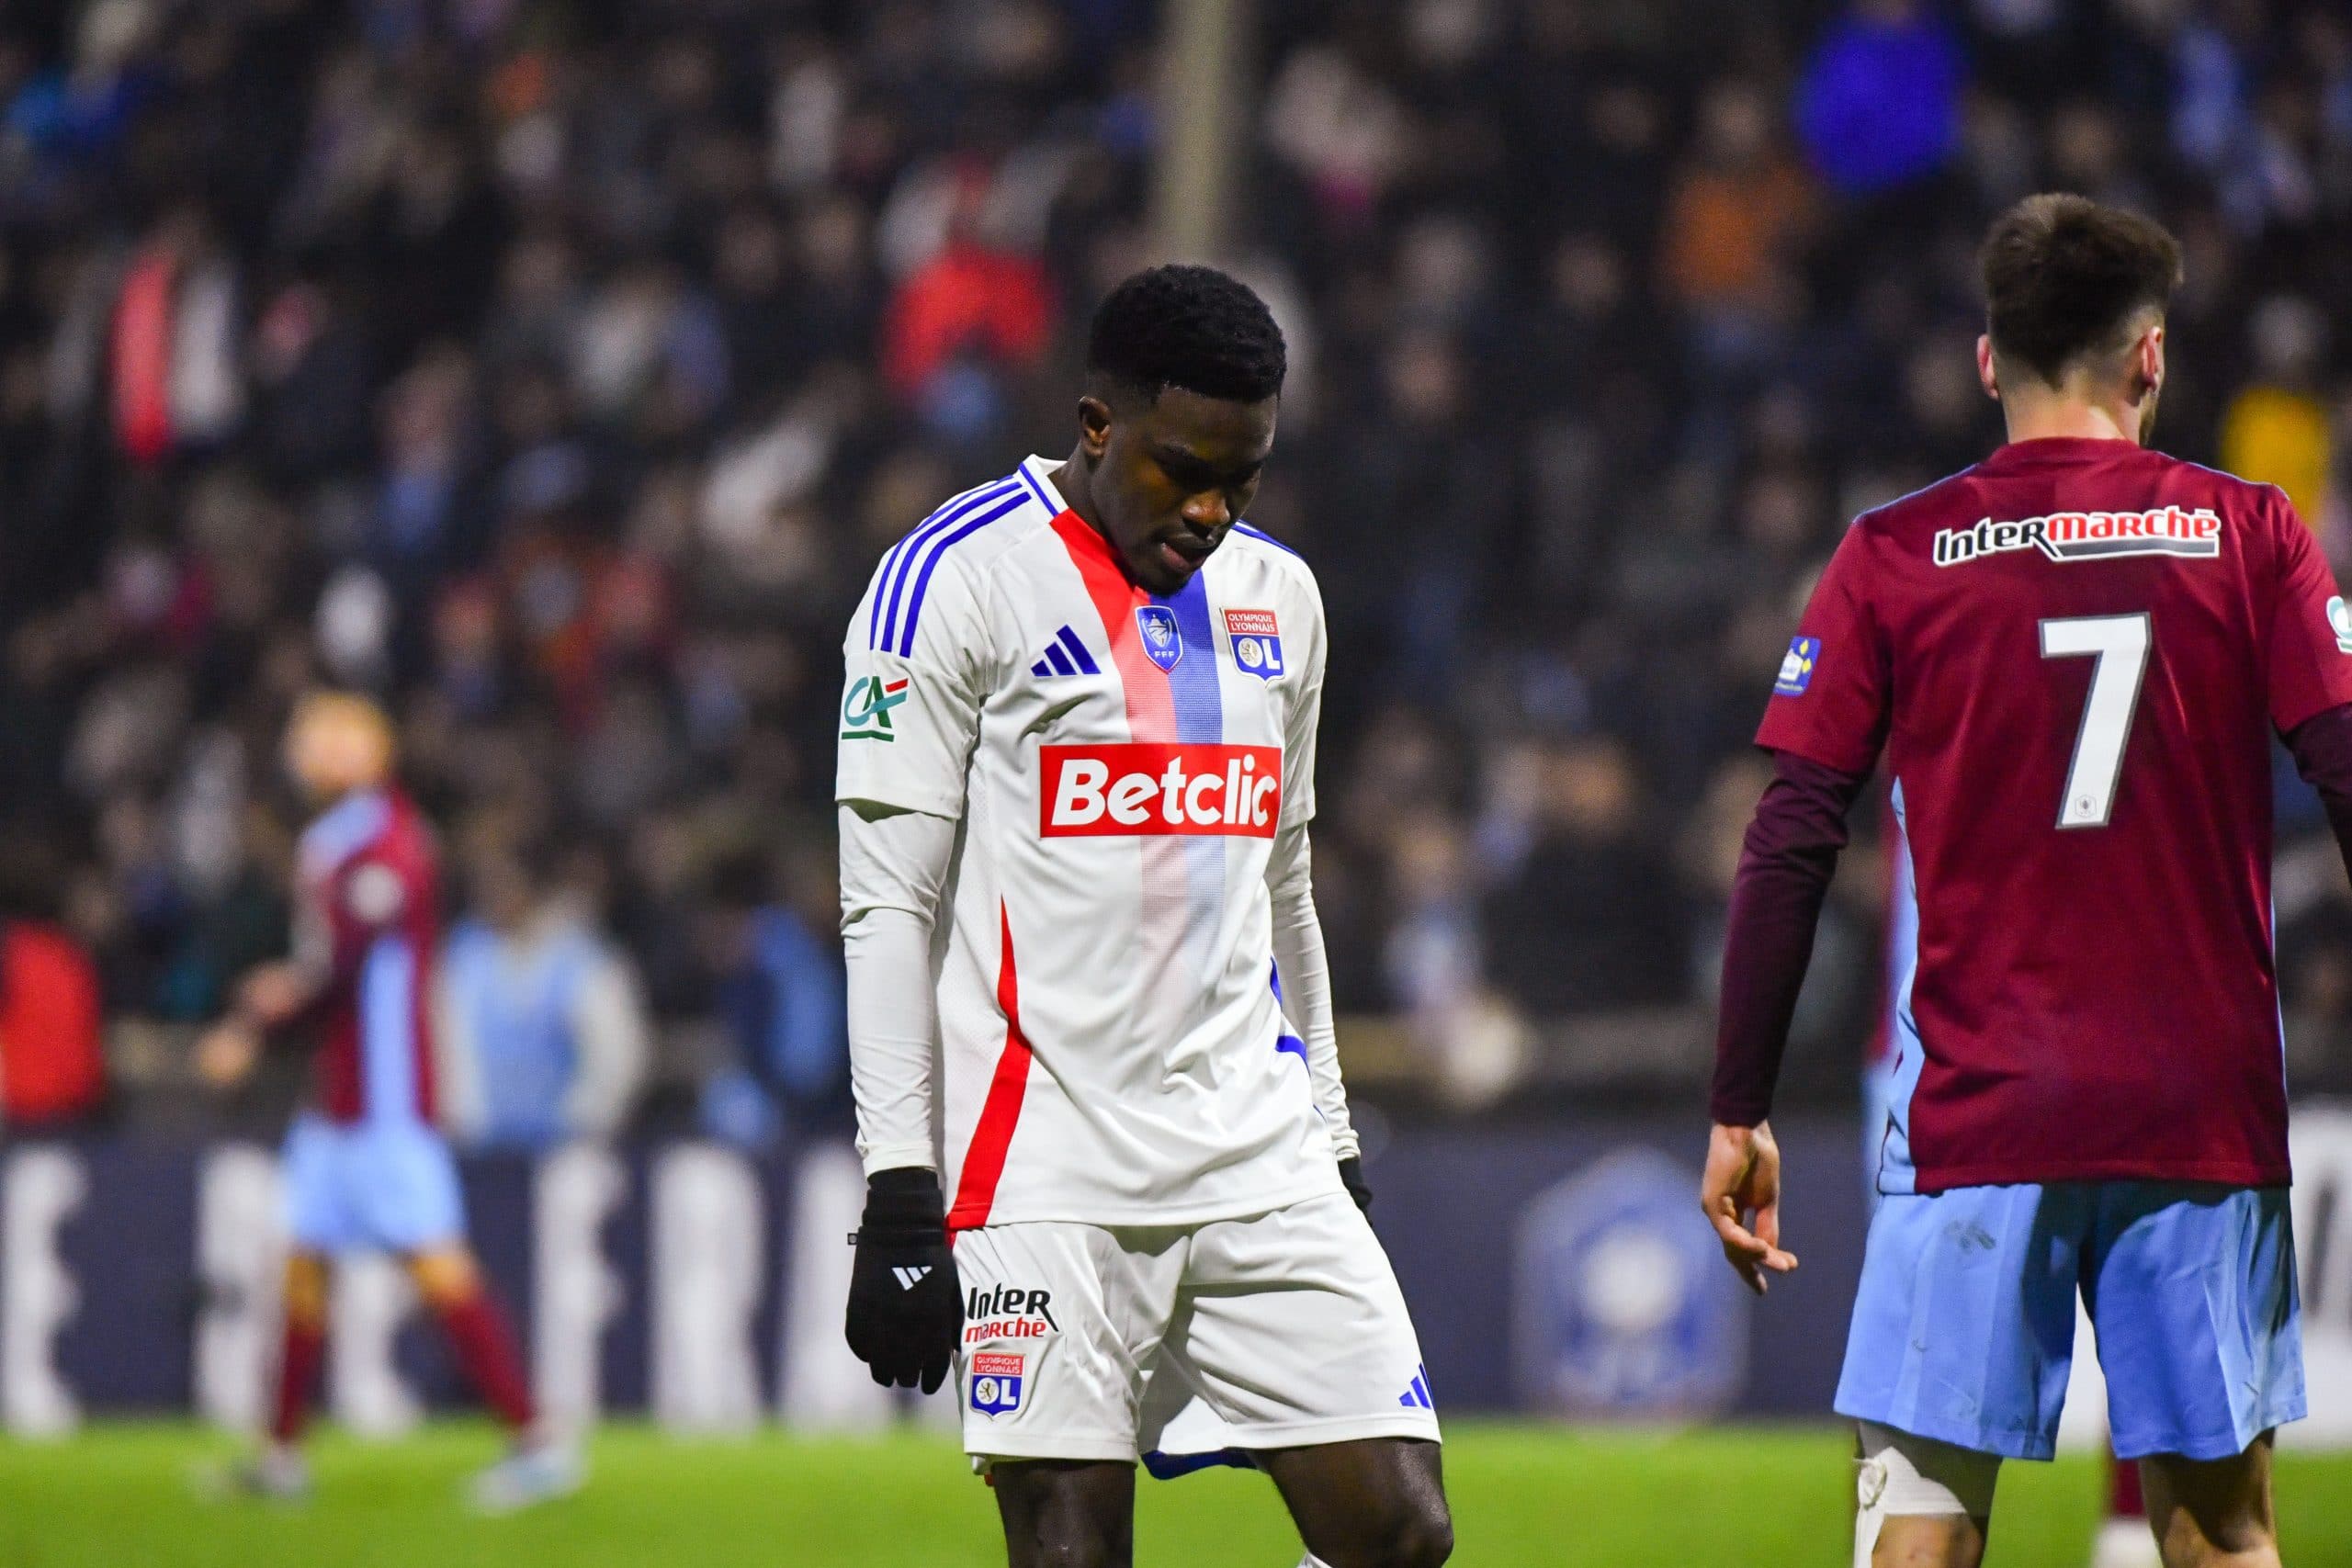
{"left": 1764, "top": 436, "right": 2352, "bottom": 1191}
{"left": 291, "top": 788, "right": 442, "bottom": 1124}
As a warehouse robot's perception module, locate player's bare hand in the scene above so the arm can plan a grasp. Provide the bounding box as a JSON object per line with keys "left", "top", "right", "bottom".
{"left": 1701, "top": 1121, "right": 1799, "bottom": 1296}
{"left": 195, "top": 1022, "right": 261, "bottom": 1089}
{"left": 237, "top": 963, "right": 308, "bottom": 1028}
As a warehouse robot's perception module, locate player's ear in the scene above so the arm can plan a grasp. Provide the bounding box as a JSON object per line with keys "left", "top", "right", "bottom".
{"left": 2138, "top": 322, "right": 2165, "bottom": 396}
{"left": 1077, "top": 393, "right": 1114, "bottom": 460}
{"left": 1976, "top": 334, "right": 2000, "bottom": 402}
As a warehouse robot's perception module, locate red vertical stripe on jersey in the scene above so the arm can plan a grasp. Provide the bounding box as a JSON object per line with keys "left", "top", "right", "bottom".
{"left": 319, "top": 1008, "right": 364, "bottom": 1120}
{"left": 1050, "top": 510, "right": 1177, "bottom": 742}
{"left": 948, "top": 903, "right": 1035, "bottom": 1232}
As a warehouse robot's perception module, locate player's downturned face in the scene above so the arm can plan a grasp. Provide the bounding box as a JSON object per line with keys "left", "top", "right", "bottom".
{"left": 1089, "top": 387, "right": 1276, "bottom": 593}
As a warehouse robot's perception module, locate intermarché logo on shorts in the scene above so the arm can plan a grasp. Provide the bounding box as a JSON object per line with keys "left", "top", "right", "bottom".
{"left": 967, "top": 1283, "right": 1057, "bottom": 1343}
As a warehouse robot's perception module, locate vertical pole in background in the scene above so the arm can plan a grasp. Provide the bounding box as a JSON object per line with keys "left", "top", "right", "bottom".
{"left": 1151, "top": 0, "right": 1252, "bottom": 265}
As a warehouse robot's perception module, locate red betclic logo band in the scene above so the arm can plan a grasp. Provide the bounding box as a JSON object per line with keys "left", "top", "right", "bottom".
{"left": 1040, "top": 744, "right": 1282, "bottom": 838}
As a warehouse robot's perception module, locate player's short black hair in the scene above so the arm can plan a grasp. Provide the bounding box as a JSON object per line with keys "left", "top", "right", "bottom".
{"left": 1981, "top": 194, "right": 2183, "bottom": 389}
{"left": 1086, "top": 265, "right": 1285, "bottom": 407}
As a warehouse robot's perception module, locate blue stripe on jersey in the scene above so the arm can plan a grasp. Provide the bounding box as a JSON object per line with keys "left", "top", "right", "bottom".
{"left": 1057, "top": 626, "right": 1101, "bottom": 674}
{"left": 1044, "top": 640, "right": 1076, "bottom": 677}
{"left": 1874, "top": 779, "right": 1925, "bottom": 1196}
{"left": 896, "top": 489, "right": 1031, "bottom": 655}
{"left": 873, "top": 478, "right": 1023, "bottom": 651}
{"left": 1231, "top": 522, "right": 1298, "bottom": 558}
{"left": 361, "top": 934, "right": 419, "bottom": 1124}
{"left": 868, "top": 489, "right": 978, "bottom": 650}
{"left": 1154, "top": 573, "right": 1231, "bottom": 1003}
{"left": 868, "top": 482, "right": 983, "bottom": 649}
{"left": 1154, "top": 572, "right": 1223, "bottom": 741}
{"left": 1271, "top": 960, "right": 1307, "bottom": 1071}
{"left": 1015, "top": 457, "right": 1059, "bottom": 515}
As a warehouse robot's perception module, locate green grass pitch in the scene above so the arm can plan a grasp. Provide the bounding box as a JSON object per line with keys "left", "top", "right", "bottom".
{"left": 4, "top": 1422, "right": 2349, "bottom": 1566}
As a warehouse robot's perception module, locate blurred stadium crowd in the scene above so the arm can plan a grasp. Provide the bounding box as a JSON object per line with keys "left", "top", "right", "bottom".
{"left": 6, "top": 0, "right": 2352, "bottom": 1142}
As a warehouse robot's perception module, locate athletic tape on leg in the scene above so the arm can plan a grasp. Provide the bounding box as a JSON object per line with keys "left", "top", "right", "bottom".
{"left": 1854, "top": 1422, "right": 1999, "bottom": 1568}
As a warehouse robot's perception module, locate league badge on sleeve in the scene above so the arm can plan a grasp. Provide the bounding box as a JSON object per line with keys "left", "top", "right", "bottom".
{"left": 968, "top": 1352, "right": 1025, "bottom": 1416}
{"left": 1774, "top": 637, "right": 1819, "bottom": 697}
{"left": 2328, "top": 596, "right": 2352, "bottom": 654}
{"left": 841, "top": 673, "right": 910, "bottom": 741}
{"left": 1223, "top": 608, "right": 1285, "bottom": 680}
{"left": 1135, "top": 605, "right": 1184, "bottom": 672}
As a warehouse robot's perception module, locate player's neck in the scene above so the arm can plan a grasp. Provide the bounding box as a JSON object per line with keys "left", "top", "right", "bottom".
{"left": 312, "top": 779, "right": 385, "bottom": 815}
{"left": 1057, "top": 443, "right": 1106, "bottom": 537}
{"left": 1057, "top": 446, "right": 1136, "bottom": 583}
{"left": 1999, "top": 397, "right": 2146, "bottom": 448}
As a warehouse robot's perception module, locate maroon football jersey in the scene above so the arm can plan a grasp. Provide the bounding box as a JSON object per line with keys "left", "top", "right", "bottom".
{"left": 291, "top": 787, "right": 441, "bottom": 1124}
{"left": 1762, "top": 436, "right": 2352, "bottom": 1190}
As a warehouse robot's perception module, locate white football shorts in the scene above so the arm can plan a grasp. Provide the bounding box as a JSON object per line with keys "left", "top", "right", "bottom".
{"left": 952, "top": 1191, "right": 1441, "bottom": 1463}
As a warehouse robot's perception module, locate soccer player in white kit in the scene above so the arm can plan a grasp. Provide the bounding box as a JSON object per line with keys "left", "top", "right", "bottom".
{"left": 836, "top": 266, "right": 1451, "bottom": 1567}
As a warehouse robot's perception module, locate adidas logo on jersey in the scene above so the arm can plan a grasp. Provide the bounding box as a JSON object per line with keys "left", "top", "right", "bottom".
{"left": 1041, "top": 744, "right": 1282, "bottom": 838}
{"left": 892, "top": 1266, "right": 931, "bottom": 1291}
{"left": 1029, "top": 626, "right": 1102, "bottom": 678}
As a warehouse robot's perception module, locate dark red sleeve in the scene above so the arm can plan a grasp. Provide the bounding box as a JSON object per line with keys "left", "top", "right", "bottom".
{"left": 1709, "top": 749, "right": 1872, "bottom": 1126}
{"left": 2286, "top": 702, "right": 2352, "bottom": 879}
{"left": 1755, "top": 522, "right": 1892, "bottom": 776}
{"left": 2267, "top": 493, "right": 2352, "bottom": 735}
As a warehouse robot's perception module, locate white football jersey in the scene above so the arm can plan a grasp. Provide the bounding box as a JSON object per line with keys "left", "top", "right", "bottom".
{"left": 836, "top": 457, "right": 1344, "bottom": 1227}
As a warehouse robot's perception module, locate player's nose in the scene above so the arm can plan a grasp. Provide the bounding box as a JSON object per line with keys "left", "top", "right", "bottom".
{"left": 1181, "top": 491, "right": 1231, "bottom": 531}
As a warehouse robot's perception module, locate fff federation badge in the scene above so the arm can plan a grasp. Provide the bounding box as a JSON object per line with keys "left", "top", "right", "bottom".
{"left": 1774, "top": 636, "right": 1818, "bottom": 696}
{"left": 969, "top": 1352, "right": 1025, "bottom": 1416}
{"left": 1136, "top": 604, "right": 1183, "bottom": 671}
{"left": 1224, "top": 608, "right": 1284, "bottom": 679}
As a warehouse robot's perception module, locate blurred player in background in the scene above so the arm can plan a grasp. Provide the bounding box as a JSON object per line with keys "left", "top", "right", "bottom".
{"left": 197, "top": 693, "right": 579, "bottom": 1511}
{"left": 835, "top": 266, "right": 1451, "bottom": 1568}
{"left": 1704, "top": 192, "right": 2352, "bottom": 1567}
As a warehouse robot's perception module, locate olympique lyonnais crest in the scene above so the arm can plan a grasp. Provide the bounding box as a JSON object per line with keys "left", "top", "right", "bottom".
{"left": 968, "top": 1351, "right": 1025, "bottom": 1416}
{"left": 1136, "top": 604, "right": 1183, "bottom": 671}
{"left": 1223, "top": 608, "right": 1284, "bottom": 680}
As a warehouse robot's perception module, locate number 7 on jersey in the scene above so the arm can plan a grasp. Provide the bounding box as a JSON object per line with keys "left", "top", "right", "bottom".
{"left": 2040, "top": 613, "right": 2152, "bottom": 830}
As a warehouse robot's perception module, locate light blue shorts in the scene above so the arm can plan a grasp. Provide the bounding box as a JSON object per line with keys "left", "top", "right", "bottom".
{"left": 1837, "top": 1181, "right": 2303, "bottom": 1461}
{"left": 283, "top": 1112, "right": 467, "bottom": 1255}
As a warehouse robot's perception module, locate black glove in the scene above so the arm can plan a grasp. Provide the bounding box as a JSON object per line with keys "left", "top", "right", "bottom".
{"left": 1338, "top": 1156, "right": 1373, "bottom": 1215}
{"left": 845, "top": 1168, "right": 961, "bottom": 1393}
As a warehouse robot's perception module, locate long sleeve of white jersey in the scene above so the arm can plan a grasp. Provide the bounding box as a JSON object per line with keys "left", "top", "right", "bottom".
{"left": 838, "top": 801, "right": 959, "bottom": 1176}
{"left": 1266, "top": 819, "right": 1357, "bottom": 1160}
{"left": 837, "top": 531, "right": 992, "bottom": 1179}
{"left": 1267, "top": 590, "right": 1356, "bottom": 1159}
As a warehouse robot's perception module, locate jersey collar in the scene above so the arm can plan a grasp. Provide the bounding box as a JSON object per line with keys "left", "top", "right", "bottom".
{"left": 1982, "top": 435, "right": 2153, "bottom": 468}
{"left": 1019, "top": 456, "right": 1070, "bottom": 517}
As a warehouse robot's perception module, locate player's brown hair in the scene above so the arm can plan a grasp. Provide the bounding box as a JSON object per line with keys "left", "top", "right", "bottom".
{"left": 1980, "top": 194, "right": 2183, "bottom": 388}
